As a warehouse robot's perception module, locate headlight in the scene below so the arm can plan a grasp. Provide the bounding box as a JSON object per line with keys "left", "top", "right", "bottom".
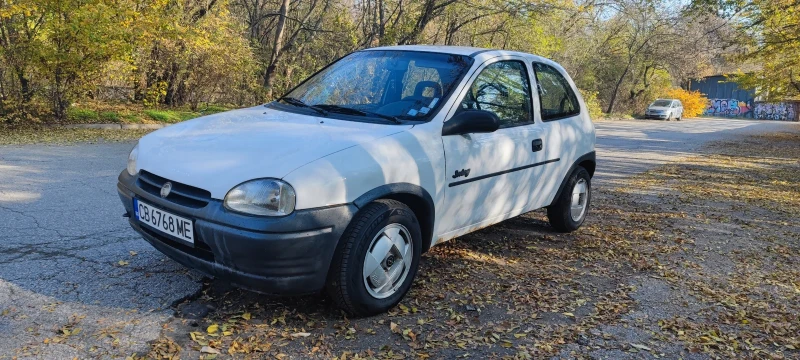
{"left": 224, "top": 179, "right": 296, "bottom": 216}
{"left": 127, "top": 143, "right": 139, "bottom": 176}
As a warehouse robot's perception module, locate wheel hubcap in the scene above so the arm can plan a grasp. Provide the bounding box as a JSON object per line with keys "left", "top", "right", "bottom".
{"left": 363, "top": 224, "right": 413, "bottom": 299}
{"left": 570, "top": 178, "right": 588, "bottom": 221}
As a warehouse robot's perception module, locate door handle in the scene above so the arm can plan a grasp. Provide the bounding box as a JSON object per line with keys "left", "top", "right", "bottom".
{"left": 532, "top": 139, "right": 543, "bottom": 152}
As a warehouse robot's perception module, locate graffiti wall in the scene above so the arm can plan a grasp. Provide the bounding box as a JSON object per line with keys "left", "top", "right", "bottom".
{"left": 753, "top": 102, "right": 799, "bottom": 121}
{"left": 703, "top": 98, "right": 754, "bottom": 118}
{"left": 702, "top": 99, "right": 799, "bottom": 121}
{"left": 691, "top": 75, "right": 799, "bottom": 121}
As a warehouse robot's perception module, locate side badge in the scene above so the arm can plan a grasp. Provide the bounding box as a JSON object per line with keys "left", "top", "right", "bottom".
{"left": 452, "top": 169, "right": 471, "bottom": 179}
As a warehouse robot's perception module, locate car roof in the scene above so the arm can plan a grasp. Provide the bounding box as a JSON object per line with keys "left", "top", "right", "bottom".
{"left": 365, "top": 45, "right": 488, "bottom": 56}
{"left": 362, "top": 45, "right": 561, "bottom": 68}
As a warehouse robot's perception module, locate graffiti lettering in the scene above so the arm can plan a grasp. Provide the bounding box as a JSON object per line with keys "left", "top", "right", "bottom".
{"left": 703, "top": 98, "right": 799, "bottom": 121}
{"left": 703, "top": 98, "right": 753, "bottom": 118}
{"left": 753, "top": 102, "right": 798, "bottom": 121}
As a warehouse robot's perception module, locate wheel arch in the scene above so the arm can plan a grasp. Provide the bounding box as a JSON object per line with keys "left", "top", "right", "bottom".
{"left": 549, "top": 151, "right": 596, "bottom": 207}
{"left": 353, "top": 183, "right": 435, "bottom": 253}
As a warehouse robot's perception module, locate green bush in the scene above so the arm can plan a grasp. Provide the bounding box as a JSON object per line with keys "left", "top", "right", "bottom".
{"left": 67, "top": 108, "right": 99, "bottom": 123}
{"left": 579, "top": 89, "right": 604, "bottom": 120}
{"left": 99, "top": 111, "right": 120, "bottom": 122}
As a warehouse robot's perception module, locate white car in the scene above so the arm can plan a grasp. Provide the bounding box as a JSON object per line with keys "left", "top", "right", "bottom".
{"left": 645, "top": 99, "right": 683, "bottom": 120}
{"left": 118, "top": 45, "right": 596, "bottom": 315}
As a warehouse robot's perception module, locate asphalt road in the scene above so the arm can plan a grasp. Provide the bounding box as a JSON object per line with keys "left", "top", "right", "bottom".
{"left": 0, "top": 118, "right": 796, "bottom": 357}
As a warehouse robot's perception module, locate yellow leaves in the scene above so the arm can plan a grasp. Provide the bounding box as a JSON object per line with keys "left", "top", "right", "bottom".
{"left": 190, "top": 331, "right": 204, "bottom": 342}
{"left": 662, "top": 88, "right": 708, "bottom": 118}
{"left": 58, "top": 326, "right": 81, "bottom": 336}
{"left": 117, "top": 260, "right": 129, "bottom": 266}
{"left": 206, "top": 324, "right": 219, "bottom": 334}
{"left": 144, "top": 336, "right": 182, "bottom": 359}
{"left": 241, "top": 312, "right": 251, "bottom": 320}
{"left": 401, "top": 328, "right": 417, "bottom": 342}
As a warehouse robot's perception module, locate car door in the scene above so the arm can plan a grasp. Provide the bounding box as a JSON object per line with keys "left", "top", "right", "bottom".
{"left": 530, "top": 62, "right": 584, "bottom": 209}
{"left": 438, "top": 58, "right": 549, "bottom": 235}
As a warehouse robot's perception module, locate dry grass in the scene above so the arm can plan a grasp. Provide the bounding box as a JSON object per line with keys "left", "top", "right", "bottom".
{"left": 0, "top": 128, "right": 153, "bottom": 145}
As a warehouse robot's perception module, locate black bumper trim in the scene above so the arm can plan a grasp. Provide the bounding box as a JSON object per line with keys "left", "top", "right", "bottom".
{"left": 118, "top": 171, "right": 356, "bottom": 295}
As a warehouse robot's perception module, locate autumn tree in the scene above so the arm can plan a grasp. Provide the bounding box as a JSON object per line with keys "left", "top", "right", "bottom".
{"left": 736, "top": 0, "right": 800, "bottom": 100}
{"left": 0, "top": 0, "right": 129, "bottom": 120}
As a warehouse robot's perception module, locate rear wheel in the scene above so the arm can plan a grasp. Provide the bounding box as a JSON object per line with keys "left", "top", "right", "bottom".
{"left": 326, "top": 199, "right": 422, "bottom": 316}
{"left": 547, "top": 167, "right": 591, "bottom": 232}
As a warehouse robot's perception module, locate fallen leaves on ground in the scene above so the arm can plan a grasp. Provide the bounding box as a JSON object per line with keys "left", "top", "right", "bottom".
{"left": 140, "top": 128, "right": 800, "bottom": 359}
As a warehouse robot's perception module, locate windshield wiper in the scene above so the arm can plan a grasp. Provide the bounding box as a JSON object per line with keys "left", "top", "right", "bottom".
{"left": 277, "top": 97, "right": 328, "bottom": 116}
{"left": 313, "top": 104, "right": 401, "bottom": 124}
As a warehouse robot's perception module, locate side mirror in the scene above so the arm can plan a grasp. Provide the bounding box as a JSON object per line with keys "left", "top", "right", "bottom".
{"left": 442, "top": 110, "right": 500, "bottom": 136}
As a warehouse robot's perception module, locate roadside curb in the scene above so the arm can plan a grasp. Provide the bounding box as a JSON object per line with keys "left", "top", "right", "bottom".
{"left": 62, "top": 123, "right": 168, "bottom": 130}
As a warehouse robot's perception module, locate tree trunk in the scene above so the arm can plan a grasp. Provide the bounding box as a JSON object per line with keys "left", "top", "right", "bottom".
{"left": 264, "top": 0, "right": 290, "bottom": 98}
{"left": 399, "top": 0, "right": 436, "bottom": 45}
{"left": 606, "top": 62, "right": 631, "bottom": 114}
{"left": 52, "top": 69, "right": 68, "bottom": 121}
{"left": 378, "top": 0, "right": 385, "bottom": 42}
{"left": 15, "top": 67, "right": 31, "bottom": 102}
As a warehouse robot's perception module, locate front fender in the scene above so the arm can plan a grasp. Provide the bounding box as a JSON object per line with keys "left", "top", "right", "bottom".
{"left": 282, "top": 129, "right": 442, "bottom": 211}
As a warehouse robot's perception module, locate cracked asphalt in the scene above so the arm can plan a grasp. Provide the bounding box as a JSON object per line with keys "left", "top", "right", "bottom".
{"left": 0, "top": 118, "right": 796, "bottom": 358}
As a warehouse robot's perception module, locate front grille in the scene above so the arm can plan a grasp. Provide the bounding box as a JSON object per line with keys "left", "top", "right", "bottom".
{"left": 137, "top": 170, "right": 211, "bottom": 208}
{"left": 140, "top": 225, "right": 215, "bottom": 262}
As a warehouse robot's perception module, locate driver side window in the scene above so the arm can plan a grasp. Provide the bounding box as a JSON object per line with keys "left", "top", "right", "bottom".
{"left": 459, "top": 60, "right": 533, "bottom": 128}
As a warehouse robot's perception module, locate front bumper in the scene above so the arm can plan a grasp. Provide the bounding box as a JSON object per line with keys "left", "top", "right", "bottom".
{"left": 117, "top": 171, "right": 356, "bottom": 295}
{"left": 645, "top": 113, "right": 669, "bottom": 119}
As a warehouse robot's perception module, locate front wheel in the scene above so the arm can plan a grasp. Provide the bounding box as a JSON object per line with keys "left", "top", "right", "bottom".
{"left": 547, "top": 167, "right": 591, "bottom": 232}
{"left": 326, "top": 199, "right": 422, "bottom": 316}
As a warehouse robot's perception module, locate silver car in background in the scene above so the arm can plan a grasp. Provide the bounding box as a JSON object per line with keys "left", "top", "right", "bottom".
{"left": 645, "top": 99, "right": 683, "bottom": 120}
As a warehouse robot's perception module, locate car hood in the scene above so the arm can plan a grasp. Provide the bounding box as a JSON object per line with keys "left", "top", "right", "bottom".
{"left": 136, "top": 105, "right": 411, "bottom": 199}
{"left": 647, "top": 106, "right": 670, "bottom": 112}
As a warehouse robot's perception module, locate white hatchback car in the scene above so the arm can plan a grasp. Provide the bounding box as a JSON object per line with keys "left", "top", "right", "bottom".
{"left": 118, "top": 45, "right": 596, "bottom": 315}
{"left": 645, "top": 99, "right": 683, "bottom": 120}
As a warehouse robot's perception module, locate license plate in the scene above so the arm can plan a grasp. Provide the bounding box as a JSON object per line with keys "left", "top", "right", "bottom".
{"left": 134, "top": 199, "right": 194, "bottom": 244}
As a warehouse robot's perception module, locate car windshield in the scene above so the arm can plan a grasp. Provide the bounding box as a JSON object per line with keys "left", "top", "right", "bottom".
{"left": 651, "top": 100, "right": 672, "bottom": 107}
{"left": 278, "top": 50, "right": 474, "bottom": 122}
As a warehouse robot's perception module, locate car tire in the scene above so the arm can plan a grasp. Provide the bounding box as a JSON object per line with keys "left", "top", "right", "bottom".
{"left": 326, "top": 199, "right": 422, "bottom": 316}
{"left": 547, "top": 167, "right": 591, "bottom": 232}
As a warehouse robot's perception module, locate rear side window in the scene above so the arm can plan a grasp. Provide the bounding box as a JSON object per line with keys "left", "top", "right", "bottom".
{"left": 532, "top": 63, "right": 580, "bottom": 121}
